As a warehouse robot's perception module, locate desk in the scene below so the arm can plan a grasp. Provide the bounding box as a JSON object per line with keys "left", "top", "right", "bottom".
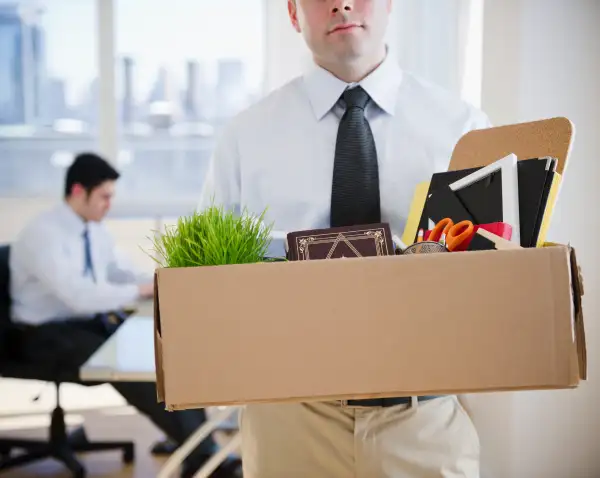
{"left": 80, "top": 316, "right": 241, "bottom": 478}
{"left": 80, "top": 316, "right": 156, "bottom": 382}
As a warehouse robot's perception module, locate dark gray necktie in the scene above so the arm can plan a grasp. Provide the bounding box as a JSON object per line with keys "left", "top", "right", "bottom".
{"left": 330, "top": 86, "right": 381, "bottom": 227}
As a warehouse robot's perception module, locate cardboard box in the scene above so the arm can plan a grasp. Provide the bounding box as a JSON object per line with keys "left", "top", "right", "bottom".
{"left": 153, "top": 117, "right": 587, "bottom": 411}
{"left": 153, "top": 245, "right": 585, "bottom": 410}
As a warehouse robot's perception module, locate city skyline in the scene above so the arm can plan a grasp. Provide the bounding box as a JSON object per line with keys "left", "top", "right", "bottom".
{"left": 0, "top": 0, "right": 266, "bottom": 127}
{"left": 0, "top": 0, "right": 267, "bottom": 204}
{"left": 42, "top": 0, "right": 265, "bottom": 106}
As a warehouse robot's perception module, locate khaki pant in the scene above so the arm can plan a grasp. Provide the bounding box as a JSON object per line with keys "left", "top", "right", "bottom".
{"left": 239, "top": 396, "right": 480, "bottom": 478}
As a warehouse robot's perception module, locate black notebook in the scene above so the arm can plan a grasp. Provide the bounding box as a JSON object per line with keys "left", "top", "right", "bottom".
{"left": 517, "top": 157, "right": 557, "bottom": 247}
{"left": 424, "top": 184, "right": 475, "bottom": 225}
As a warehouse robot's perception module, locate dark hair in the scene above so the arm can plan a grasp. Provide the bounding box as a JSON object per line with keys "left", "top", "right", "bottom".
{"left": 64, "top": 153, "right": 120, "bottom": 198}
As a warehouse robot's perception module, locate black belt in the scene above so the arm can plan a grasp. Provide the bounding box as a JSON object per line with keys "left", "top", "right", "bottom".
{"left": 346, "top": 396, "right": 440, "bottom": 407}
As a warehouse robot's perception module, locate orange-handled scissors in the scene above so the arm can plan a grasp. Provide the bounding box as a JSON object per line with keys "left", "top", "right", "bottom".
{"left": 429, "top": 218, "right": 475, "bottom": 252}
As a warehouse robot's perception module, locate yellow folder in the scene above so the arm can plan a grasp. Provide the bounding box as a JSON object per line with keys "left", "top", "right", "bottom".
{"left": 536, "top": 173, "right": 562, "bottom": 247}
{"left": 401, "top": 181, "right": 430, "bottom": 246}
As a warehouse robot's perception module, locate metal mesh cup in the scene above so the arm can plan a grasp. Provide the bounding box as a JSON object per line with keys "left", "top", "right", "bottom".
{"left": 401, "top": 241, "right": 448, "bottom": 255}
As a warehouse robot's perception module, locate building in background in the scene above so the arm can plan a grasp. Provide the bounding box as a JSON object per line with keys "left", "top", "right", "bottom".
{"left": 121, "top": 55, "right": 134, "bottom": 128}
{"left": 0, "top": 1, "right": 45, "bottom": 125}
{"left": 184, "top": 60, "right": 199, "bottom": 121}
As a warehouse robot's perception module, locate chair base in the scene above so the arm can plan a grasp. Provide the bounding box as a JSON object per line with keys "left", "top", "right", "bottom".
{"left": 0, "top": 405, "right": 134, "bottom": 477}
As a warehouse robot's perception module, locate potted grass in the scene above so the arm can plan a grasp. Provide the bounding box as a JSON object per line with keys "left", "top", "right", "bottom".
{"left": 148, "top": 204, "right": 278, "bottom": 268}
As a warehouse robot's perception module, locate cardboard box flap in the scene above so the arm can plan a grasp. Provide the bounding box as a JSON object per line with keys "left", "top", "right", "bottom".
{"left": 569, "top": 246, "right": 587, "bottom": 380}
{"left": 545, "top": 242, "right": 586, "bottom": 381}
{"left": 449, "top": 117, "right": 574, "bottom": 175}
{"left": 153, "top": 272, "right": 166, "bottom": 403}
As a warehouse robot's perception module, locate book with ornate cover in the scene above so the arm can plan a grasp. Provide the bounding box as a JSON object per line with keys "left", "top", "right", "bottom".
{"left": 286, "top": 223, "right": 395, "bottom": 261}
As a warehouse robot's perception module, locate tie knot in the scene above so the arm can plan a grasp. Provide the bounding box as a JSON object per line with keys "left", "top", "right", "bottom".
{"left": 342, "top": 86, "right": 370, "bottom": 110}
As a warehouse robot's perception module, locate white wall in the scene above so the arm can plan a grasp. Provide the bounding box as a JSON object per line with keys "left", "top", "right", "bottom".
{"left": 467, "top": 1, "right": 600, "bottom": 477}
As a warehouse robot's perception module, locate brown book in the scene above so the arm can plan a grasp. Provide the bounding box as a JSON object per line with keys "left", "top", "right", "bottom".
{"left": 286, "top": 223, "right": 394, "bottom": 261}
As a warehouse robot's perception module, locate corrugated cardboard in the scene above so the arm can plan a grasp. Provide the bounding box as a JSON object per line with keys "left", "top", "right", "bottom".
{"left": 154, "top": 246, "right": 585, "bottom": 410}
{"left": 450, "top": 116, "right": 574, "bottom": 175}
{"left": 153, "top": 117, "right": 586, "bottom": 410}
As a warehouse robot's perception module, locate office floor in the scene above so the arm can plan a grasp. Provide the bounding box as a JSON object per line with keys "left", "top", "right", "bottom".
{"left": 1, "top": 408, "right": 167, "bottom": 477}
{"left": 0, "top": 380, "right": 172, "bottom": 477}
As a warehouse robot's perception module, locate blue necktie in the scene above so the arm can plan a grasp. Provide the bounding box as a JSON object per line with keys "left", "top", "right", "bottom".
{"left": 82, "top": 227, "right": 96, "bottom": 282}
{"left": 83, "top": 226, "right": 126, "bottom": 332}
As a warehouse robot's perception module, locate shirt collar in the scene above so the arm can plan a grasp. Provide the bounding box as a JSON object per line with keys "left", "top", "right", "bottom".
{"left": 57, "top": 201, "right": 88, "bottom": 235}
{"left": 303, "top": 48, "right": 403, "bottom": 121}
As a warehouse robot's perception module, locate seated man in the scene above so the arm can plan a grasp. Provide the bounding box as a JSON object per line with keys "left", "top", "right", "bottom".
{"left": 9, "top": 152, "right": 240, "bottom": 478}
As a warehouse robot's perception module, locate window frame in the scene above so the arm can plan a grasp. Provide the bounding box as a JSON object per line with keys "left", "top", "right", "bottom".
{"left": 96, "top": 0, "right": 118, "bottom": 173}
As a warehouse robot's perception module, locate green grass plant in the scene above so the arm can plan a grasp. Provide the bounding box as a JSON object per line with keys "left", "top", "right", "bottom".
{"left": 147, "top": 204, "right": 274, "bottom": 268}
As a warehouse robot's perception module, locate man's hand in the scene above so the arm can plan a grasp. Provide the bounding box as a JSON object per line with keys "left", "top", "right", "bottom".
{"left": 137, "top": 282, "right": 155, "bottom": 299}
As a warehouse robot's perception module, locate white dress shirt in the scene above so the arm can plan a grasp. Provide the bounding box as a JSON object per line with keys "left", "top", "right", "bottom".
{"left": 10, "top": 202, "right": 148, "bottom": 325}
{"left": 199, "top": 52, "right": 491, "bottom": 256}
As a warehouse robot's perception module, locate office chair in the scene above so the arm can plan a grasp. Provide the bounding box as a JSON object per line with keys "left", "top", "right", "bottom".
{"left": 0, "top": 244, "right": 134, "bottom": 477}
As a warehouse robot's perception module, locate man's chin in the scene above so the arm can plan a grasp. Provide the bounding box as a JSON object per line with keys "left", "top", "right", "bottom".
{"left": 331, "top": 47, "right": 365, "bottom": 63}
{"left": 328, "top": 39, "right": 366, "bottom": 57}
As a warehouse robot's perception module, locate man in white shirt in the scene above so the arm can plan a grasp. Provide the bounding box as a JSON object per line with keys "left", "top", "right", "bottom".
{"left": 10, "top": 153, "right": 240, "bottom": 478}
{"left": 198, "top": 0, "right": 491, "bottom": 477}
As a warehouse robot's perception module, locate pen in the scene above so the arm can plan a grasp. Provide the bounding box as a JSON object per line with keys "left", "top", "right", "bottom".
{"left": 417, "top": 229, "right": 424, "bottom": 243}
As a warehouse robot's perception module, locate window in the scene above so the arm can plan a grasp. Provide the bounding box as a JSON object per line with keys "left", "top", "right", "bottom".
{"left": 0, "top": 0, "right": 98, "bottom": 197}
{"left": 111, "top": 0, "right": 265, "bottom": 214}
